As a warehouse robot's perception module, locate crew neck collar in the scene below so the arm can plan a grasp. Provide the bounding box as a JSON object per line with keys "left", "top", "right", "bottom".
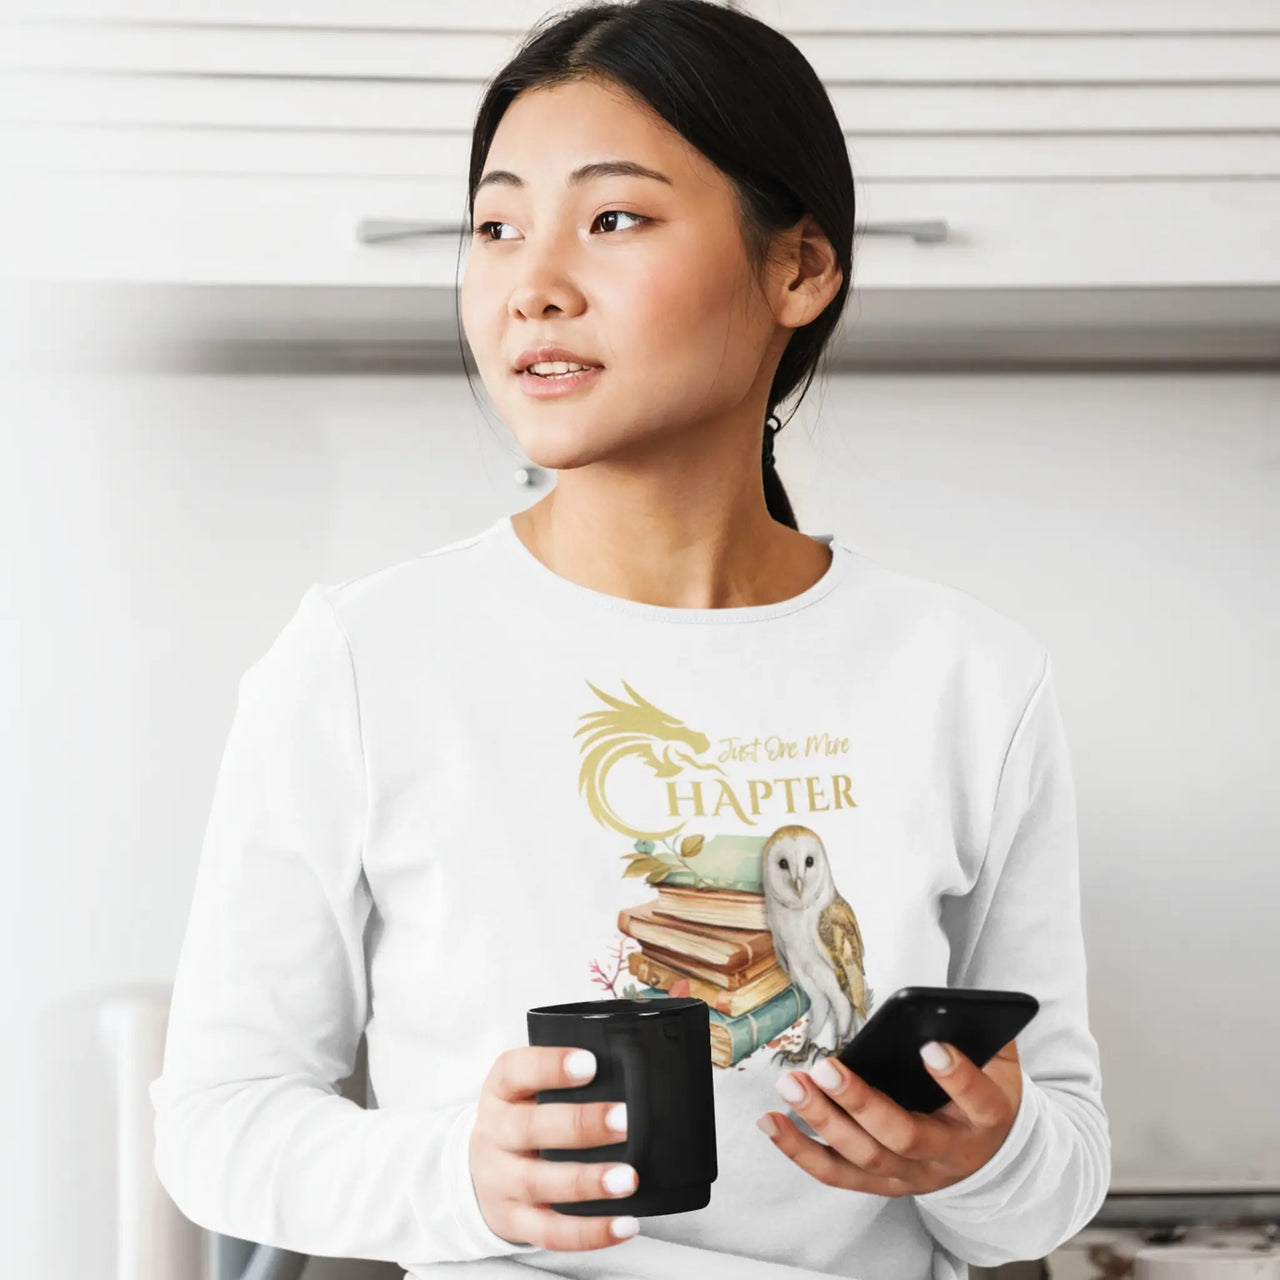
{"left": 491, "top": 513, "right": 849, "bottom": 625}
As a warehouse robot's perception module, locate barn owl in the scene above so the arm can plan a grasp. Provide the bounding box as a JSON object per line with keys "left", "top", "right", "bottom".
{"left": 762, "top": 825, "right": 873, "bottom": 1066}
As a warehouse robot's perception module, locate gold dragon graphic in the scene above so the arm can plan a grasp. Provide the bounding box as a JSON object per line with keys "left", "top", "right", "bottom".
{"left": 575, "top": 679, "right": 726, "bottom": 840}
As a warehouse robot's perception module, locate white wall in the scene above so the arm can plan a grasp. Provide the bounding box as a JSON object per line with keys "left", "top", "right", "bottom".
{"left": 2, "top": 362, "right": 1277, "bottom": 1278}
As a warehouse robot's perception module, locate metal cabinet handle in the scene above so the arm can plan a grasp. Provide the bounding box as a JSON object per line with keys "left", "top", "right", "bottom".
{"left": 858, "top": 219, "right": 948, "bottom": 244}
{"left": 356, "top": 219, "right": 459, "bottom": 244}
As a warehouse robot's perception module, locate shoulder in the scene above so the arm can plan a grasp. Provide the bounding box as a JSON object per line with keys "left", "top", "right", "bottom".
{"left": 306, "top": 520, "right": 508, "bottom": 641}
{"left": 250, "top": 522, "right": 505, "bottom": 685}
{"left": 326, "top": 521, "right": 502, "bottom": 610}
{"left": 830, "top": 535, "right": 1050, "bottom": 706}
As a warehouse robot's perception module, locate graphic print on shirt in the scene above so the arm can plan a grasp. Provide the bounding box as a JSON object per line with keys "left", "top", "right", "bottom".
{"left": 575, "top": 679, "right": 877, "bottom": 1072}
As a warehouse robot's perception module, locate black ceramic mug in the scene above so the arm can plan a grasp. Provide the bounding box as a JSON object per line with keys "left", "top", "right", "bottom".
{"left": 526, "top": 997, "right": 718, "bottom": 1217}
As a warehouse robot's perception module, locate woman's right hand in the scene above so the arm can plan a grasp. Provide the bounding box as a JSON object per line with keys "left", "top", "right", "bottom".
{"left": 468, "top": 1045, "right": 641, "bottom": 1251}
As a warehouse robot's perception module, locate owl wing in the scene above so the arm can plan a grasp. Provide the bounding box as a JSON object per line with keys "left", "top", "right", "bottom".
{"left": 818, "top": 896, "right": 869, "bottom": 1017}
{"left": 821, "top": 896, "right": 864, "bottom": 969}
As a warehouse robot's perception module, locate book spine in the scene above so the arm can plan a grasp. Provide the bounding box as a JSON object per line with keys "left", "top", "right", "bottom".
{"left": 618, "top": 905, "right": 774, "bottom": 969}
{"left": 630, "top": 951, "right": 792, "bottom": 1018}
{"left": 616, "top": 910, "right": 742, "bottom": 967}
{"left": 650, "top": 894, "right": 769, "bottom": 931}
{"left": 659, "top": 873, "right": 759, "bottom": 893}
{"left": 631, "top": 984, "right": 811, "bottom": 1069}
{"left": 640, "top": 941, "right": 776, "bottom": 989}
{"left": 630, "top": 952, "right": 736, "bottom": 1015}
{"left": 707, "top": 983, "right": 812, "bottom": 1064}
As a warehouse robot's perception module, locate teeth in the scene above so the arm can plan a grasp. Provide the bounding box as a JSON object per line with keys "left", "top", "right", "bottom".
{"left": 528, "top": 361, "right": 589, "bottom": 375}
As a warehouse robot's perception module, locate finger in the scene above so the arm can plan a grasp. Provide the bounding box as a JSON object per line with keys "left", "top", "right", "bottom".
{"left": 930, "top": 1040, "right": 1022, "bottom": 1127}
{"left": 484, "top": 1047, "right": 618, "bottom": 1153}
{"left": 511, "top": 1143, "right": 639, "bottom": 1208}
{"left": 784, "top": 1071, "right": 919, "bottom": 1180}
{"left": 513, "top": 1098, "right": 630, "bottom": 1154}
{"left": 758, "top": 1108, "right": 914, "bottom": 1197}
{"left": 476, "top": 1140, "right": 638, "bottom": 1215}
{"left": 800, "top": 1059, "right": 944, "bottom": 1163}
{"left": 486, "top": 1045, "right": 598, "bottom": 1103}
{"left": 919, "top": 1041, "right": 1015, "bottom": 1130}
{"left": 503, "top": 1191, "right": 641, "bottom": 1252}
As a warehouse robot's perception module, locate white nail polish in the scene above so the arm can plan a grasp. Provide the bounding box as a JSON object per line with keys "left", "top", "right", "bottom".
{"left": 566, "top": 1050, "right": 596, "bottom": 1079}
{"left": 920, "top": 1040, "right": 951, "bottom": 1071}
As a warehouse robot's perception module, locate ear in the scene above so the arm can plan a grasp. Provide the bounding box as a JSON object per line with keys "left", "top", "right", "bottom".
{"left": 770, "top": 213, "right": 843, "bottom": 330}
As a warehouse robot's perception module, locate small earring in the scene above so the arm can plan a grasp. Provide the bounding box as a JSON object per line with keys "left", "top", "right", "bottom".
{"left": 762, "top": 414, "right": 779, "bottom": 469}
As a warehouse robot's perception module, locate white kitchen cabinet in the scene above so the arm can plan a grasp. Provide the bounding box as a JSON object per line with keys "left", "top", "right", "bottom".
{"left": 2, "top": 1, "right": 1278, "bottom": 360}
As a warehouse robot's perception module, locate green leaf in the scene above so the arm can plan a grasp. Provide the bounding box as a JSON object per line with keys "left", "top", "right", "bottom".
{"left": 623, "top": 856, "right": 669, "bottom": 880}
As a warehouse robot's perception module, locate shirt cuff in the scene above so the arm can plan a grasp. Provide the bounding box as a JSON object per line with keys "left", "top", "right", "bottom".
{"left": 913, "top": 1067, "right": 1042, "bottom": 1212}
{"left": 445, "top": 1098, "right": 546, "bottom": 1258}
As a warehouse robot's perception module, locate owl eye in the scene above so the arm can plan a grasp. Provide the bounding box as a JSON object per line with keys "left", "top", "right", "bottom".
{"left": 779, "top": 858, "right": 789, "bottom": 870}
{"left": 805, "top": 855, "right": 814, "bottom": 867}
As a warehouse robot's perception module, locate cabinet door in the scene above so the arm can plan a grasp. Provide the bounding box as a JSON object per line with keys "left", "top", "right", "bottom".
{"left": 3, "top": 0, "right": 1280, "bottom": 287}
{"left": 2, "top": 6, "right": 516, "bottom": 284}
{"left": 743, "top": 0, "right": 1280, "bottom": 287}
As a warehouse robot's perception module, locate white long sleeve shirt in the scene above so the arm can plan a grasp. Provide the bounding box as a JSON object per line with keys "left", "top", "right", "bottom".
{"left": 150, "top": 513, "right": 1111, "bottom": 1280}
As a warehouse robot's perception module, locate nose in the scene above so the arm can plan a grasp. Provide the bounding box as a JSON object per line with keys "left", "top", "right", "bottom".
{"left": 504, "top": 233, "right": 586, "bottom": 321}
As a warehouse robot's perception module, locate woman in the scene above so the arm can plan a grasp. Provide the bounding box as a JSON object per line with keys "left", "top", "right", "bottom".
{"left": 151, "top": 4, "right": 1111, "bottom": 1279}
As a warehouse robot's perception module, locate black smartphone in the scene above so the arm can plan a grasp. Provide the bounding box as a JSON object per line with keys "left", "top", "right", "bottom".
{"left": 781, "top": 985, "right": 1039, "bottom": 1137}
{"left": 826, "top": 986, "right": 1039, "bottom": 1115}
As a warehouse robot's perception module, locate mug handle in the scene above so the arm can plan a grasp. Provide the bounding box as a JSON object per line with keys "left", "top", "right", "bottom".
{"left": 609, "top": 1032, "right": 651, "bottom": 1173}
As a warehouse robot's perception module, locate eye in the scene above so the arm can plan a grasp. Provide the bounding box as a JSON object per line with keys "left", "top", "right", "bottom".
{"left": 471, "top": 210, "right": 650, "bottom": 241}
{"left": 805, "top": 855, "right": 814, "bottom": 868}
{"left": 592, "top": 209, "right": 649, "bottom": 233}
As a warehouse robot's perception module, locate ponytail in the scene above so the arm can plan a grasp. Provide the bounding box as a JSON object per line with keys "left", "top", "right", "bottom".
{"left": 761, "top": 412, "right": 797, "bottom": 530}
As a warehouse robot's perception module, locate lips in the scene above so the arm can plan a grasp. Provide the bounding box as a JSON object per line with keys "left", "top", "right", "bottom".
{"left": 516, "top": 364, "right": 603, "bottom": 398}
{"left": 514, "top": 345, "right": 603, "bottom": 373}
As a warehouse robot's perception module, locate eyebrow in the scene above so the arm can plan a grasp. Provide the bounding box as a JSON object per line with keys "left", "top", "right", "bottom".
{"left": 475, "top": 159, "right": 673, "bottom": 195}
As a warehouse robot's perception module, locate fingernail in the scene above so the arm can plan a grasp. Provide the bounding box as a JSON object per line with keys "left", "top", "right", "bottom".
{"left": 565, "top": 1050, "right": 596, "bottom": 1078}
{"left": 757, "top": 1114, "right": 778, "bottom": 1139}
{"left": 603, "top": 1165, "right": 637, "bottom": 1195}
{"left": 606, "top": 1102, "right": 628, "bottom": 1133}
{"left": 611, "top": 1216, "right": 640, "bottom": 1238}
{"left": 810, "top": 1058, "right": 842, "bottom": 1092}
{"left": 775, "top": 1073, "right": 805, "bottom": 1104}
{"left": 920, "top": 1041, "right": 952, "bottom": 1072}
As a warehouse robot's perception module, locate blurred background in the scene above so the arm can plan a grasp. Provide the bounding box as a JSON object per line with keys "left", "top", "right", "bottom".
{"left": 1, "top": 2, "right": 1277, "bottom": 1279}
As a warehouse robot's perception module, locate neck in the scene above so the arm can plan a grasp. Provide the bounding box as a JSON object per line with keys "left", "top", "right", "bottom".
{"left": 509, "top": 488, "right": 831, "bottom": 611}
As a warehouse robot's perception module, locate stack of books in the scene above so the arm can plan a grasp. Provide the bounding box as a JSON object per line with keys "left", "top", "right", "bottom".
{"left": 616, "top": 834, "right": 811, "bottom": 1069}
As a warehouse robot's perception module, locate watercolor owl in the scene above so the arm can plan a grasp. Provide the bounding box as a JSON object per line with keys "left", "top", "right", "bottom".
{"left": 762, "top": 824, "right": 874, "bottom": 1066}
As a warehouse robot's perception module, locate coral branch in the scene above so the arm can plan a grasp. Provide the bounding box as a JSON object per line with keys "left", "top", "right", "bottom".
{"left": 587, "top": 935, "right": 642, "bottom": 997}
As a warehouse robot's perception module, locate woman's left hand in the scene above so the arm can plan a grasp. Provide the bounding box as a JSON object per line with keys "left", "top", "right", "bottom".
{"left": 757, "top": 1038, "right": 1023, "bottom": 1197}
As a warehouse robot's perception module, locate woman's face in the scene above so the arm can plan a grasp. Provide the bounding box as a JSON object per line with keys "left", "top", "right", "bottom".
{"left": 460, "top": 77, "right": 784, "bottom": 474}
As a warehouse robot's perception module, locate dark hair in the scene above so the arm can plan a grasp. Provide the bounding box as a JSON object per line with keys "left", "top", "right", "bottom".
{"left": 458, "top": 0, "right": 855, "bottom": 531}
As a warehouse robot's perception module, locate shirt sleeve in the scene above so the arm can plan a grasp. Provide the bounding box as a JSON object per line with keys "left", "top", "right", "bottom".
{"left": 913, "top": 652, "right": 1112, "bottom": 1268}
{"left": 149, "top": 584, "right": 544, "bottom": 1264}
